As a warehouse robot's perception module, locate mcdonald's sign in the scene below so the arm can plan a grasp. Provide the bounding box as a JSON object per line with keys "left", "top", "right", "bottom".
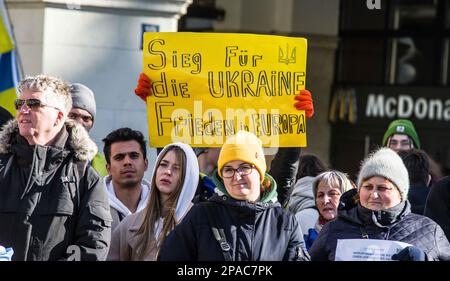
{"left": 329, "top": 87, "right": 358, "bottom": 123}
{"left": 329, "top": 86, "right": 450, "bottom": 125}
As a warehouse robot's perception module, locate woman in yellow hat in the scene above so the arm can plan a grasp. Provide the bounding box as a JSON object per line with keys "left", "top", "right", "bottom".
{"left": 158, "top": 130, "right": 310, "bottom": 261}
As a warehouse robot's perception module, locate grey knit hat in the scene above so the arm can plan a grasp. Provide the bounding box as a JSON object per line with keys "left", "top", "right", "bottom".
{"left": 69, "top": 83, "right": 96, "bottom": 122}
{"left": 357, "top": 148, "right": 409, "bottom": 201}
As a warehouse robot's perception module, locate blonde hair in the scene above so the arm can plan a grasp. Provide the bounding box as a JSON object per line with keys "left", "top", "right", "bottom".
{"left": 18, "top": 75, "right": 72, "bottom": 115}
{"left": 134, "top": 146, "right": 186, "bottom": 260}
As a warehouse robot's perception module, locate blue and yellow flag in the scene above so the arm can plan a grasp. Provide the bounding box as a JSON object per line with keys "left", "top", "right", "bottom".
{"left": 0, "top": 0, "right": 19, "bottom": 116}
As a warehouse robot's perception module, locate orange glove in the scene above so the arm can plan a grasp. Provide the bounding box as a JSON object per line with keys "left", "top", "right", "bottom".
{"left": 293, "top": 89, "right": 314, "bottom": 118}
{"left": 134, "top": 73, "right": 152, "bottom": 102}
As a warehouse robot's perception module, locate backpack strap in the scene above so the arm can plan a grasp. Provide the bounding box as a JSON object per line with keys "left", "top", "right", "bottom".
{"left": 204, "top": 203, "right": 233, "bottom": 261}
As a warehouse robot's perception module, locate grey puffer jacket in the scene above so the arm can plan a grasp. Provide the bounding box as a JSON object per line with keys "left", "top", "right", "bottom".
{"left": 309, "top": 193, "right": 450, "bottom": 261}
{"left": 0, "top": 119, "right": 112, "bottom": 261}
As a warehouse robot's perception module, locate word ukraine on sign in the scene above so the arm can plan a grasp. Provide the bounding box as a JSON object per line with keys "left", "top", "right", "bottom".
{"left": 143, "top": 32, "right": 307, "bottom": 147}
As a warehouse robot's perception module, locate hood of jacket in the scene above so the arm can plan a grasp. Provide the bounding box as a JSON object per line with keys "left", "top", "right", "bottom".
{"left": 104, "top": 175, "right": 151, "bottom": 217}
{"left": 0, "top": 119, "right": 97, "bottom": 161}
{"left": 288, "top": 176, "right": 316, "bottom": 213}
{"left": 149, "top": 142, "right": 199, "bottom": 222}
{"left": 211, "top": 170, "right": 278, "bottom": 204}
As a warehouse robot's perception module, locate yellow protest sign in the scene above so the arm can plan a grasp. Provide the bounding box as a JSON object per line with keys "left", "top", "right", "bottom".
{"left": 143, "top": 32, "right": 307, "bottom": 147}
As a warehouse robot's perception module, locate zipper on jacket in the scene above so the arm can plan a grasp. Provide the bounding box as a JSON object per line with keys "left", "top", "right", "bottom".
{"left": 20, "top": 149, "right": 38, "bottom": 200}
{"left": 360, "top": 227, "right": 369, "bottom": 239}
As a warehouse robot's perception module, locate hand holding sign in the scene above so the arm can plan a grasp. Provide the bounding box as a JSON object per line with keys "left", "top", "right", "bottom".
{"left": 134, "top": 73, "right": 152, "bottom": 102}
{"left": 135, "top": 72, "right": 315, "bottom": 119}
{"left": 142, "top": 32, "right": 309, "bottom": 147}
{"left": 294, "top": 89, "right": 314, "bottom": 118}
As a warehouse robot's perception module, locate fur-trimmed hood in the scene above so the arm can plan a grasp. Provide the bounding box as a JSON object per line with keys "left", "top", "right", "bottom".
{"left": 0, "top": 119, "right": 97, "bottom": 161}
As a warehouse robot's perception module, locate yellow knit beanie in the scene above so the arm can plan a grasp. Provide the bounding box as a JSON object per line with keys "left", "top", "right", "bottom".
{"left": 217, "top": 130, "right": 266, "bottom": 182}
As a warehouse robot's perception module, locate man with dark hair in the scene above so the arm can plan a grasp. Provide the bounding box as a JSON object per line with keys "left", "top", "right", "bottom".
{"left": 398, "top": 149, "right": 431, "bottom": 214}
{"left": 0, "top": 75, "right": 111, "bottom": 261}
{"left": 102, "top": 127, "right": 150, "bottom": 230}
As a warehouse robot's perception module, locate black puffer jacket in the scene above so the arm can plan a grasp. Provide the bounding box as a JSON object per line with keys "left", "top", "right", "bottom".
{"left": 424, "top": 177, "right": 450, "bottom": 241}
{"left": 0, "top": 120, "right": 112, "bottom": 261}
{"left": 158, "top": 174, "right": 309, "bottom": 261}
{"left": 309, "top": 192, "right": 450, "bottom": 261}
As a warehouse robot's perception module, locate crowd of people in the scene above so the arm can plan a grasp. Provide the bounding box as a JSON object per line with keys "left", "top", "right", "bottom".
{"left": 0, "top": 73, "right": 449, "bottom": 261}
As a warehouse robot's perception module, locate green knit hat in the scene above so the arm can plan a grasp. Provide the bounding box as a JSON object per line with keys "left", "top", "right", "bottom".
{"left": 382, "top": 119, "right": 420, "bottom": 149}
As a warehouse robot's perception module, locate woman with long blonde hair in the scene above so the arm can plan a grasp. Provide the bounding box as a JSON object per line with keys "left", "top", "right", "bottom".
{"left": 107, "top": 142, "right": 199, "bottom": 260}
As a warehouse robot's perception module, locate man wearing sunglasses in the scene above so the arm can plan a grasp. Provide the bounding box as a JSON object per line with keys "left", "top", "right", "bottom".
{"left": 0, "top": 75, "right": 112, "bottom": 261}
{"left": 69, "top": 83, "right": 107, "bottom": 177}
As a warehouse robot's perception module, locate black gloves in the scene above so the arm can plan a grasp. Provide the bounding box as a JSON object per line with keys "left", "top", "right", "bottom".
{"left": 392, "top": 246, "right": 427, "bottom": 261}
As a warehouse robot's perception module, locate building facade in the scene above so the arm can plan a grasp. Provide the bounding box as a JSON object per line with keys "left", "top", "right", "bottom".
{"left": 5, "top": 0, "right": 448, "bottom": 179}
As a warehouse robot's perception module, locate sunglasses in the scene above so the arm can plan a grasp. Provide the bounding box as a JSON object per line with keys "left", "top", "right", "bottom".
{"left": 14, "top": 98, "right": 60, "bottom": 111}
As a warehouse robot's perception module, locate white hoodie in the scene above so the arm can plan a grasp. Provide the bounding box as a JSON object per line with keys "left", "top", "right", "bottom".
{"left": 104, "top": 175, "right": 151, "bottom": 230}
{"left": 107, "top": 142, "right": 199, "bottom": 260}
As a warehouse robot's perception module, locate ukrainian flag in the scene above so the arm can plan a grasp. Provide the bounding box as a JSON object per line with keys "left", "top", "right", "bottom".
{"left": 0, "top": 0, "right": 20, "bottom": 116}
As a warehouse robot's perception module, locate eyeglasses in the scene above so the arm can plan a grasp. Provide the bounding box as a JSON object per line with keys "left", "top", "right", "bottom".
{"left": 68, "top": 112, "right": 93, "bottom": 123}
{"left": 14, "top": 98, "right": 60, "bottom": 111}
{"left": 221, "top": 164, "right": 254, "bottom": 178}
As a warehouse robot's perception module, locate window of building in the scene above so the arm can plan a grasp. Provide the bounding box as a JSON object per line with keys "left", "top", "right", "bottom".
{"left": 338, "top": 0, "right": 449, "bottom": 86}
{"left": 338, "top": 37, "right": 386, "bottom": 84}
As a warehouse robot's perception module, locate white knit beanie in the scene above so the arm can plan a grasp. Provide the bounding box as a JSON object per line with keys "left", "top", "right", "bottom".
{"left": 357, "top": 148, "right": 409, "bottom": 201}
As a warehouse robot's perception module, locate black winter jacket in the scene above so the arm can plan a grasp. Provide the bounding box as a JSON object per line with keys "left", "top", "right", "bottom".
{"left": 408, "top": 183, "right": 430, "bottom": 215}
{"left": 310, "top": 193, "right": 450, "bottom": 261}
{"left": 425, "top": 176, "right": 450, "bottom": 241}
{"left": 0, "top": 120, "right": 112, "bottom": 261}
{"left": 270, "top": 147, "right": 301, "bottom": 207}
{"left": 158, "top": 177, "right": 309, "bottom": 261}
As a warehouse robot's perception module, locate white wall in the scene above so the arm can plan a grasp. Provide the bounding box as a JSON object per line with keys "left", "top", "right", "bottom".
{"left": 8, "top": 8, "right": 44, "bottom": 75}
{"left": 41, "top": 8, "right": 176, "bottom": 149}
{"left": 7, "top": 0, "right": 192, "bottom": 179}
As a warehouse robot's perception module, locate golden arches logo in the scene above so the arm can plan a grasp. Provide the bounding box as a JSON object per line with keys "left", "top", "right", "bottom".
{"left": 329, "top": 88, "right": 358, "bottom": 123}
